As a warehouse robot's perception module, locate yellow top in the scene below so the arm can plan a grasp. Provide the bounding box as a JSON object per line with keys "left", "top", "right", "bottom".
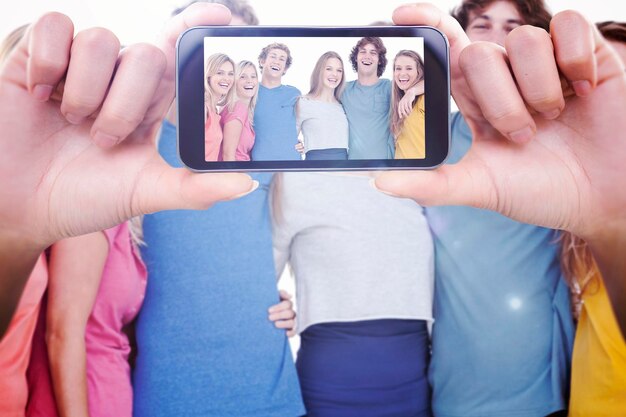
{"left": 570, "top": 278, "right": 626, "bottom": 416}
{"left": 395, "top": 95, "right": 425, "bottom": 159}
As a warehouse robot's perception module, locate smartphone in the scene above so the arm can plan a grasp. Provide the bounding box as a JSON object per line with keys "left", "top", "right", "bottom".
{"left": 176, "top": 26, "right": 449, "bottom": 172}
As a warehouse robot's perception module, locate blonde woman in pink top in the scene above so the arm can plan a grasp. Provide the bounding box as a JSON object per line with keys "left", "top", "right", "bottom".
{"left": 219, "top": 60, "right": 258, "bottom": 161}
{"left": 204, "top": 53, "right": 235, "bottom": 161}
{"left": 27, "top": 222, "right": 146, "bottom": 417}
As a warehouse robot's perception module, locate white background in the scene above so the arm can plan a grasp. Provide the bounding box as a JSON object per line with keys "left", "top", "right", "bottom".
{"left": 3, "top": 0, "right": 626, "bottom": 45}
{"left": 204, "top": 36, "right": 424, "bottom": 93}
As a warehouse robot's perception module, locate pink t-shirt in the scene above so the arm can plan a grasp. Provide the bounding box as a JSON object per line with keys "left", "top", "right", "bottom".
{"left": 26, "top": 222, "right": 146, "bottom": 417}
{"left": 0, "top": 254, "right": 47, "bottom": 417}
{"left": 205, "top": 109, "right": 223, "bottom": 161}
{"left": 219, "top": 101, "right": 255, "bottom": 161}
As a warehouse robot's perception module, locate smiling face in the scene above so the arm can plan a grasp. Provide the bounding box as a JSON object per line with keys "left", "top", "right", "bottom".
{"left": 356, "top": 43, "right": 380, "bottom": 77}
{"left": 236, "top": 64, "right": 258, "bottom": 99}
{"left": 209, "top": 61, "right": 235, "bottom": 97}
{"left": 393, "top": 55, "right": 420, "bottom": 91}
{"left": 466, "top": 0, "right": 524, "bottom": 46}
{"left": 260, "top": 48, "right": 289, "bottom": 80}
{"left": 321, "top": 57, "right": 344, "bottom": 90}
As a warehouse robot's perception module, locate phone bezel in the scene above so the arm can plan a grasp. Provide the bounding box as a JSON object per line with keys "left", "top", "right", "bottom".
{"left": 177, "top": 26, "right": 450, "bottom": 172}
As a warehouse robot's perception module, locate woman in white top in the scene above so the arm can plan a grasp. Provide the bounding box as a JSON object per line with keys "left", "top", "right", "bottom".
{"left": 296, "top": 51, "right": 349, "bottom": 160}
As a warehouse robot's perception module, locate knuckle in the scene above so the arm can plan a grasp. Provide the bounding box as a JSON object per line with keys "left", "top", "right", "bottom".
{"left": 74, "top": 27, "right": 120, "bottom": 53}
{"left": 508, "top": 25, "right": 549, "bottom": 47}
{"left": 123, "top": 43, "right": 167, "bottom": 72}
{"left": 460, "top": 41, "right": 502, "bottom": 68}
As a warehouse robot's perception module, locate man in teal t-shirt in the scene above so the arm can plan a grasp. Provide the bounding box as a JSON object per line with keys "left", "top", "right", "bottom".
{"left": 341, "top": 36, "right": 396, "bottom": 160}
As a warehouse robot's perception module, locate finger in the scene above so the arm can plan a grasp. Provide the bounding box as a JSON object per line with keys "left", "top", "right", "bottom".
{"left": 373, "top": 155, "right": 497, "bottom": 210}
{"left": 24, "top": 12, "right": 74, "bottom": 101}
{"left": 90, "top": 43, "right": 166, "bottom": 147}
{"left": 393, "top": 3, "right": 470, "bottom": 81}
{"left": 274, "top": 319, "right": 295, "bottom": 329}
{"left": 278, "top": 289, "right": 293, "bottom": 301}
{"left": 459, "top": 42, "right": 536, "bottom": 143}
{"left": 505, "top": 26, "right": 564, "bottom": 119}
{"left": 133, "top": 158, "right": 257, "bottom": 214}
{"left": 550, "top": 11, "right": 597, "bottom": 97}
{"left": 287, "top": 329, "right": 296, "bottom": 337}
{"left": 270, "top": 309, "right": 296, "bottom": 321}
{"left": 269, "top": 299, "right": 293, "bottom": 314}
{"left": 144, "top": 3, "right": 232, "bottom": 126}
{"left": 60, "top": 28, "right": 120, "bottom": 125}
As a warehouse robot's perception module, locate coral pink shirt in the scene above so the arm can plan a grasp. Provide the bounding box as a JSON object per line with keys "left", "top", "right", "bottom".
{"left": 0, "top": 254, "right": 47, "bottom": 417}
{"left": 219, "top": 101, "right": 255, "bottom": 161}
{"left": 205, "top": 109, "right": 223, "bottom": 161}
{"left": 27, "top": 222, "right": 146, "bottom": 417}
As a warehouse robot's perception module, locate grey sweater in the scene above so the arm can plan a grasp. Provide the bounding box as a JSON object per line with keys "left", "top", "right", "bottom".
{"left": 296, "top": 97, "right": 349, "bottom": 153}
{"left": 271, "top": 172, "right": 434, "bottom": 334}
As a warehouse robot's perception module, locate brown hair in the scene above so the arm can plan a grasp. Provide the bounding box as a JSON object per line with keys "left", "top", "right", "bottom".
{"left": 306, "top": 51, "right": 346, "bottom": 101}
{"left": 349, "top": 37, "right": 388, "bottom": 77}
{"left": 597, "top": 21, "right": 626, "bottom": 43}
{"left": 0, "top": 24, "right": 28, "bottom": 65}
{"left": 390, "top": 50, "right": 425, "bottom": 138}
{"left": 451, "top": 0, "right": 552, "bottom": 32}
{"left": 172, "top": 0, "right": 259, "bottom": 25}
{"left": 258, "top": 43, "right": 293, "bottom": 72}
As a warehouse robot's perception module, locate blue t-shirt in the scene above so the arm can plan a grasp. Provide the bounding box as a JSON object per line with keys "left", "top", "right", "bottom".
{"left": 341, "top": 79, "right": 395, "bottom": 160}
{"left": 133, "top": 120, "right": 305, "bottom": 417}
{"left": 252, "top": 84, "right": 301, "bottom": 161}
{"left": 425, "top": 112, "right": 575, "bottom": 417}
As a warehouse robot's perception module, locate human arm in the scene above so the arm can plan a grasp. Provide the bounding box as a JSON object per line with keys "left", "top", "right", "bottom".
{"left": 221, "top": 117, "right": 244, "bottom": 161}
{"left": 268, "top": 290, "right": 297, "bottom": 337}
{"left": 46, "top": 232, "right": 109, "bottom": 417}
{"left": 0, "top": 4, "right": 256, "bottom": 339}
{"left": 375, "top": 4, "right": 626, "bottom": 337}
{"left": 398, "top": 79, "right": 425, "bottom": 118}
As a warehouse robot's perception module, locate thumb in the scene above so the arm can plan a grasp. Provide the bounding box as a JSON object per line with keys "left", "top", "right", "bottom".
{"left": 373, "top": 154, "right": 497, "bottom": 210}
{"left": 134, "top": 158, "right": 257, "bottom": 214}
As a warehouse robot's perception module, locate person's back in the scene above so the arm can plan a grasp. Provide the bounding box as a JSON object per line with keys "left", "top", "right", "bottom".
{"left": 133, "top": 122, "right": 305, "bottom": 415}
{"left": 426, "top": 111, "right": 574, "bottom": 417}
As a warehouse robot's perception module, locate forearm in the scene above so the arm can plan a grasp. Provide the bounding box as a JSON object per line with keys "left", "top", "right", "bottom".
{"left": 586, "top": 223, "right": 626, "bottom": 341}
{"left": 0, "top": 231, "right": 45, "bottom": 339}
{"left": 47, "top": 333, "right": 90, "bottom": 417}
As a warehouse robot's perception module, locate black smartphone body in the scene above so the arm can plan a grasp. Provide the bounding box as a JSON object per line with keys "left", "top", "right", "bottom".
{"left": 177, "top": 26, "right": 449, "bottom": 171}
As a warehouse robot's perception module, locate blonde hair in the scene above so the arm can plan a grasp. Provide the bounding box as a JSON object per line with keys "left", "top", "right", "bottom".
{"left": 0, "top": 24, "right": 28, "bottom": 65}
{"left": 560, "top": 232, "right": 601, "bottom": 319}
{"left": 204, "top": 53, "right": 235, "bottom": 113}
{"left": 228, "top": 60, "right": 258, "bottom": 123}
{"left": 390, "top": 50, "right": 425, "bottom": 138}
{"left": 307, "top": 51, "right": 346, "bottom": 101}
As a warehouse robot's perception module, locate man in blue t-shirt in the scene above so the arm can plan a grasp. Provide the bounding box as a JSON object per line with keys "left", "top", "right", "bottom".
{"left": 251, "top": 43, "right": 301, "bottom": 161}
{"left": 425, "top": 2, "right": 574, "bottom": 417}
{"left": 341, "top": 37, "right": 396, "bottom": 160}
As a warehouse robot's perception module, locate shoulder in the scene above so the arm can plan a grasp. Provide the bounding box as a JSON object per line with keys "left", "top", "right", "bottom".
{"left": 379, "top": 78, "right": 392, "bottom": 91}
{"left": 284, "top": 85, "right": 302, "bottom": 96}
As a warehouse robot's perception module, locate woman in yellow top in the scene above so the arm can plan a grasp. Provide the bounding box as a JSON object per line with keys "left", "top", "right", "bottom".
{"left": 561, "top": 21, "right": 626, "bottom": 417}
{"left": 390, "top": 50, "right": 425, "bottom": 159}
{"left": 562, "top": 231, "right": 626, "bottom": 416}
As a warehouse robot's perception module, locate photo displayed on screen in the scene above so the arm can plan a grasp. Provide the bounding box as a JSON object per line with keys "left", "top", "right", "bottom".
{"left": 203, "top": 36, "right": 425, "bottom": 162}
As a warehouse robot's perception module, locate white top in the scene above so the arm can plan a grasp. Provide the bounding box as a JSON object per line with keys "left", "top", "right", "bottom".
{"left": 296, "top": 97, "right": 349, "bottom": 153}
{"left": 271, "top": 172, "right": 434, "bottom": 333}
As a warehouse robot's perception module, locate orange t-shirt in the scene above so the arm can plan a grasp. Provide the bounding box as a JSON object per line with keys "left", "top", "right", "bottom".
{"left": 0, "top": 254, "right": 48, "bottom": 417}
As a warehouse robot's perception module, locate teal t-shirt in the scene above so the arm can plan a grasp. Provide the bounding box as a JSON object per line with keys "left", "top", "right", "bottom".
{"left": 252, "top": 84, "right": 301, "bottom": 161}
{"left": 425, "top": 112, "right": 575, "bottom": 417}
{"left": 341, "top": 78, "right": 395, "bottom": 160}
{"left": 133, "top": 120, "right": 305, "bottom": 417}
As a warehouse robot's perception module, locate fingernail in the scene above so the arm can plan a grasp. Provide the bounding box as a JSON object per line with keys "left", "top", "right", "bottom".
{"left": 508, "top": 126, "right": 534, "bottom": 143}
{"left": 65, "top": 113, "right": 85, "bottom": 125}
{"left": 229, "top": 180, "right": 259, "bottom": 200}
{"left": 93, "top": 131, "right": 120, "bottom": 148}
{"left": 33, "top": 84, "right": 53, "bottom": 102}
{"left": 369, "top": 178, "right": 400, "bottom": 197}
{"left": 572, "top": 80, "right": 591, "bottom": 97}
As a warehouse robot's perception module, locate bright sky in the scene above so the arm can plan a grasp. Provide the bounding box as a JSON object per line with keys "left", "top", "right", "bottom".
{"left": 4, "top": 0, "right": 626, "bottom": 45}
